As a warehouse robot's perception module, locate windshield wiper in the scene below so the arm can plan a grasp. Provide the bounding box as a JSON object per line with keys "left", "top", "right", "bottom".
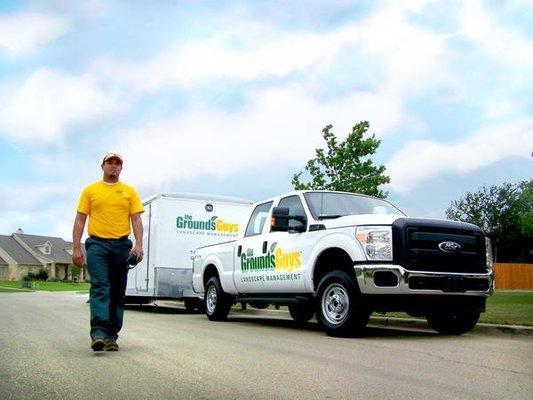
{"left": 317, "top": 215, "right": 343, "bottom": 220}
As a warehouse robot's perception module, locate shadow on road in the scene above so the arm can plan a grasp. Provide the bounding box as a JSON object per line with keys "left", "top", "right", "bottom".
{"left": 124, "top": 304, "right": 189, "bottom": 314}
{"left": 123, "top": 305, "right": 441, "bottom": 339}
{"left": 226, "top": 315, "right": 438, "bottom": 339}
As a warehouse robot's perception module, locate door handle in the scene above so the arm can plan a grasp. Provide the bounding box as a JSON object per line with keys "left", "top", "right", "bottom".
{"left": 262, "top": 241, "right": 268, "bottom": 254}
{"left": 237, "top": 245, "right": 242, "bottom": 257}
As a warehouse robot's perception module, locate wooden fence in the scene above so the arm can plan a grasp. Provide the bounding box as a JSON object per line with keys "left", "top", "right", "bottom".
{"left": 493, "top": 263, "right": 533, "bottom": 289}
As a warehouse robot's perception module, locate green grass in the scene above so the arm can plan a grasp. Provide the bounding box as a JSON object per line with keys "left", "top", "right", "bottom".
{"left": 0, "top": 280, "right": 90, "bottom": 292}
{"left": 380, "top": 290, "right": 533, "bottom": 326}
{"left": 482, "top": 291, "right": 533, "bottom": 326}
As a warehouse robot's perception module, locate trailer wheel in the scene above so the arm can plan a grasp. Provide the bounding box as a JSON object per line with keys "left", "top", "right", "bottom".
{"left": 184, "top": 298, "right": 204, "bottom": 313}
{"left": 205, "top": 277, "right": 232, "bottom": 321}
{"left": 288, "top": 302, "right": 315, "bottom": 324}
{"left": 124, "top": 296, "right": 152, "bottom": 305}
{"left": 426, "top": 311, "right": 480, "bottom": 335}
{"left": 316, "top": 270, "right": 369, "bottom": 337}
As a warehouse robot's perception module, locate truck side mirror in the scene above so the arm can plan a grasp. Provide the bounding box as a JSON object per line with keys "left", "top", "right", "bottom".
{"left": 271, "top": 207, "right": 290, "bottom": 232}
{"left": 271, "top": 207, "right": 307, "bottom": 233}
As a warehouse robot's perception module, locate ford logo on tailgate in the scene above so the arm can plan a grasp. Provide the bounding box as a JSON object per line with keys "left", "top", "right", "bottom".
{"left": 438, "top": 241, "right": 461, "bottom": 253}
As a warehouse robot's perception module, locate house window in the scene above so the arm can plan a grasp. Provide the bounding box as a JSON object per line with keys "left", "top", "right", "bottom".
{"left": 43, "top": 244, "right": 51, "bottom": 254}
{"left": 0, "top": 267, "right": 6, "bottom": 279}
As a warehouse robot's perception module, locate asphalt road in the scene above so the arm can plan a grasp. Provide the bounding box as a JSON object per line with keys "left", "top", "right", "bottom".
{"left": 0, "top": 292, "right": 531, "bottom": 400}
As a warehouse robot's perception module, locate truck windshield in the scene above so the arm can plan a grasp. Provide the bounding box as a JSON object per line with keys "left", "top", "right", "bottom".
{"left": 304, "top": 192, "right": 405, "bottom": 219}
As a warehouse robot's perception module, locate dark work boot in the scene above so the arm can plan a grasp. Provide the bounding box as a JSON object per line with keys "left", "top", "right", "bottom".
{"left": 104, "top": 338, "right": 119, "bottom": 351}
{"left": 91, "top": 337, "right": 106, "bottom": 352}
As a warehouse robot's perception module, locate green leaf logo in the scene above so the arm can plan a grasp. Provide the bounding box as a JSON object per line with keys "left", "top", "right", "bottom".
{"left": 211, "top": 216, "right": 218, "bottom": 221}
{"left": 270, "top": 242, "right": 277, "bottom": 252}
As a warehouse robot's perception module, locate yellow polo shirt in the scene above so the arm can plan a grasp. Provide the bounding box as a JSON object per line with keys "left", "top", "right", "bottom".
{"left": 77, "top": 181, "right": 144, "bottom": 239}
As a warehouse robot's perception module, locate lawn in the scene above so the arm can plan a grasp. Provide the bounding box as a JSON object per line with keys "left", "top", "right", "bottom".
{"left": 482, "top": 290, "right": 533, "bottom": 326}
{"left": 0, "top": 280, "right": 90, "bottom": 292}
{"left": 380, "top": 290, "right": 533, "bottom": 326}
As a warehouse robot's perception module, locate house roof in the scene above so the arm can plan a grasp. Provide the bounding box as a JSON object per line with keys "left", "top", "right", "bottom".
{"left": 0, "top": 254, "right": 8, "bottom": 265}
{"left": 13, "top": 233, "right": 74, "bottom": 264}
{"left": 0, "top": 235, "right": 42, "bottom": 266}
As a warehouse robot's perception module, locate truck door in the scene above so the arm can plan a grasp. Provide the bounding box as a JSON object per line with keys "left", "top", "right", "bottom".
{"left": 233, "top": 201, "right": 273, "bottom": 293}
{"left": 262, "top": 195, "right": 310, "bottom": 292}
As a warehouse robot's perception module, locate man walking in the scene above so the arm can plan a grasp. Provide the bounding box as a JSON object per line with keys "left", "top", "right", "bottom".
{"left": 72, "top": 153, "right": 144, "bottom": 352}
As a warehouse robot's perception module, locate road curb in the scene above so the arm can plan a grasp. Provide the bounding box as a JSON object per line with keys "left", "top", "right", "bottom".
{"left": 368, "top": 316, "right": 533, "bottom": 335}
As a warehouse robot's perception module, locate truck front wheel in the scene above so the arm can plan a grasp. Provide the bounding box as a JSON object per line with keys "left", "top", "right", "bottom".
{"left": 426, "top": 311, "right": 480, "bottom": 335}
{"left": 288, "top": 302, "right": 315, "bottom": 324}
{"left": 205, "top": 277, "right": 232, "bottom": 321}
{"left": 316, "top": 271, "right": 369, "bottom": 337}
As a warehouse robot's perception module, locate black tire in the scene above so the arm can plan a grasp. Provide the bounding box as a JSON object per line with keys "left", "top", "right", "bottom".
{"left": 288, "top": 302, "right": 315, "bottom": 324}
{"left": 205, "top": 276, "right": 233, "bottom": 321}
{"left": 316, "top": 270, "right": 369, "bottom": 337}
{"left": 426, "top": 311, "right": 480, "bottom": 335}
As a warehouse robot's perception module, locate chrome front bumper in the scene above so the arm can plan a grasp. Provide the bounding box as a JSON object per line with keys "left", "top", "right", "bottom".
{"left": 354, "top": 264, "right": 493, "bottom": 296}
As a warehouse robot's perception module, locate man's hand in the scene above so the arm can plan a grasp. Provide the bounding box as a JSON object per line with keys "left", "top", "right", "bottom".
{"left": 72, "top": 212, "right": 87, "bottom": 267}
{"left": 132, "top": 244, "right": 144, "bottom": 263}
{"left": 130, "top": 212, "right": 144, "bottom": 263}
{"left": 73, "top": 247, "right": 85, "bottom": 267}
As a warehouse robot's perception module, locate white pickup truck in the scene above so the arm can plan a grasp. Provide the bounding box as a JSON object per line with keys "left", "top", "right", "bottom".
{"left": 192, "top": 190, "right": 493, "bottom": 336}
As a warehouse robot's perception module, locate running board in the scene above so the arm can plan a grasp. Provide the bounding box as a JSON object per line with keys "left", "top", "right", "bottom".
{"left": 235, "top": 295, "right": 312, "bottom": 305}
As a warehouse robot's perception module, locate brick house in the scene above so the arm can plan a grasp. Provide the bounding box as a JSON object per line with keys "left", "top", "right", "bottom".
{"left": 0, "top": 232, "right": 87, "bottom": 282}
{"left": 0, "top": 235, "right": 43, "bottom": 280}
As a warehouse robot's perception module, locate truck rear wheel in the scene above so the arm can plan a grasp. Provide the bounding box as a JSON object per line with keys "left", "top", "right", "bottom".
{"left": 316, "top": 270, "right": 369, "bottom": 337}
{"left": 205, "top": 277, "right": 232, "bottom": 321}
{"left": 289, "top": 303, "right": 315, "bottom": 324}
{"left": 426, "top": 311, "right": 480, "bottom": 335}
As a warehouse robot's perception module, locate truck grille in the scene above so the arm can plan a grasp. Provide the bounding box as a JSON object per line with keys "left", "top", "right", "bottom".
{"left": 392, "top": 218, "right": 487, "bottom": 274}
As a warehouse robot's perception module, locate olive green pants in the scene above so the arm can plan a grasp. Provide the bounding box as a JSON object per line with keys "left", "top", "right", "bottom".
{"left": 85, "top": 236, "right": 132, "bottom": 340}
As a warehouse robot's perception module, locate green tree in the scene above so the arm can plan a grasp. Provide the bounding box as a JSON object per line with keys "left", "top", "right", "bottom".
{"left": 292, "top": 122, "right": 390, "bottom": 198}
{"left": 445, "top": 180, "right": 532, "bottom": 262}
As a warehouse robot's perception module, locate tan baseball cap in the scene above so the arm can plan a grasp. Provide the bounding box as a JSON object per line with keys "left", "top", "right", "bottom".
{"left": 102, "top": 152, "right": 123, "bottom": 165}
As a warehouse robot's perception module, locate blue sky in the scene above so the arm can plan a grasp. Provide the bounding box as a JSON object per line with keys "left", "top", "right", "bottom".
{"left": 0, "top": 0, "right": 531, "bottom": 240}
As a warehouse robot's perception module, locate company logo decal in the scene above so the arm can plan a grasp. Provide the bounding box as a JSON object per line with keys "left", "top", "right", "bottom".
{"left": 176, "top": 215, "right": 239, "bottom": 237}
{"left": 438, "top": 241, "right": 462, "bottom": 253}
{"left": 239, "top": 242, "right": 302, "bottom": 283}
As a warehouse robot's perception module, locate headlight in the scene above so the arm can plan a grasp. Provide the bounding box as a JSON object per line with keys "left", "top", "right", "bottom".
{"left": 485, "top": 237, "right": 493, "bottom": 270}
{"left": 356, "top": 226, "right": 393, "bottom": 261}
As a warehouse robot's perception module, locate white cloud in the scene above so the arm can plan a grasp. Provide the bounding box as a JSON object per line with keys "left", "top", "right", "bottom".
{"left": 458, "top": 0, "right": 533, "bottom": 67}
{"left": 110, "top": 85, "right": 403, "bottom": 190}
{"left": 0, "top": 183, "right": 77, "bottom": 240}
{"left": 0, "top": 68, "right": 127, "bottom": 143}
{"left": 386, "top": 118, "right": 533, "bottom": 194}
{"left": 92, "top": 24, "right": 360, "bottom": 93}
{"left": 0, "top": 12, "right": 70, "bottom": 56}
{"left": 0, "top": 3, "right": 456, "bottom": 145}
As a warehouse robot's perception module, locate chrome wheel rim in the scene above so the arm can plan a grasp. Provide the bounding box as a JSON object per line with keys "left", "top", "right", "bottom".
{"left": 206, "top": 285, "right": 217, "bottom": 314}
{"left": 321, "top": 283, "right": 349, "bottom": 325}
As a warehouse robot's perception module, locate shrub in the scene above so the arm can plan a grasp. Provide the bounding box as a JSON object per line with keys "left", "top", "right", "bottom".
{"left": 37, "top": 269, "right": 48, "bottom": 281}
{"left": 71, "top": 266, "right": 81, "bottom": 281}
{"left": 25, "top": 272, "right": 38, "bottom": 281}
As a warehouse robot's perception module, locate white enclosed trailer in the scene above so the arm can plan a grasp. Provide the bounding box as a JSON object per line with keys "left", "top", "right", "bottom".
{"left": 125, "top": 193, "right": 252, "bottom": 309}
